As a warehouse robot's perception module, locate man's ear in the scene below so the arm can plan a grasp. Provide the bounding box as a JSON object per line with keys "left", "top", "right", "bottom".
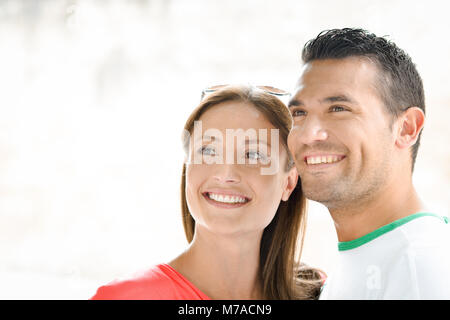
{"left": 281, "top": 167, "right": 299, "bottom": 201}
{"left": 395, "top": 107, "right": 425, "bottom": 149}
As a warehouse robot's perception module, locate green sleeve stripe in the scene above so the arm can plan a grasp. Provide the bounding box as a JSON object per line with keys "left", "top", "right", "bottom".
{"left": 338, "top": 212, "right": 447, "bottom": 251}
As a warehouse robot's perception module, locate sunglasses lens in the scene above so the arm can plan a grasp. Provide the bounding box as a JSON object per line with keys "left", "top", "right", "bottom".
{"left": 201, "top": 84, "right": 290, "bottom": 101}
{"left": 257, "top": 85, "right": 290, "bottom": 96}
{"left": 203, "top": 84, "right": 228, "bottom": 93}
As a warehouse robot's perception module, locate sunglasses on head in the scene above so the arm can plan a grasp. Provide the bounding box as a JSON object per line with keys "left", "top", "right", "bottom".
{"left": 200, "top": 84, "right": 291, "bottom": 100}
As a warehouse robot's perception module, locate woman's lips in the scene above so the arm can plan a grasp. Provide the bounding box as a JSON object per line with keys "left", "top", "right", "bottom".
{"left": 202, "top": 191, "right": 251, "bottom": 209}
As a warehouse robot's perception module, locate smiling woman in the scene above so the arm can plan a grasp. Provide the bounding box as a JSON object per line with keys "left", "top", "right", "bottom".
{"left": 90, "top": 85, "right": 324, "bottom": 300}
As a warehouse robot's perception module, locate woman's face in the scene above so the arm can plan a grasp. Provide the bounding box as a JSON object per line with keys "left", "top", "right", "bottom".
{"left": 185, "top": 101, "right": 298, "bottom": 237}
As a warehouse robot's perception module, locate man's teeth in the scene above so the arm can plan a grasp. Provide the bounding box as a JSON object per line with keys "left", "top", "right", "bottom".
{"left": 306, "top": 155, "right": 341, "bottom": 165}
{"left": 208, "top": 193, "right": 248, "bottom": 204}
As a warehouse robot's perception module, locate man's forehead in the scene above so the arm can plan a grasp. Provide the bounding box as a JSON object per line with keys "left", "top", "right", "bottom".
{"left": 292, "top": 63, "right": 312, "bottom": 88}
{"left": 290, "top": 58, "right": 380, "bottom": 102}
{"left": 297, "top": 57, "right": 379, "bottom": 80}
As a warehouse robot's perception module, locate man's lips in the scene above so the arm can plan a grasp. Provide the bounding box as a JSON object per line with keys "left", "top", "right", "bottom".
{"left": 303, "top": 154, "right": 346, "bottom": 166}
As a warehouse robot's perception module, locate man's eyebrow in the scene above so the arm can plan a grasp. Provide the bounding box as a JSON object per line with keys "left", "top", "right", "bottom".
{"left": 322, "top": 95, "right": 357, "bottom": 104}
{"left": 288, "top": 94, "right": 357, "bottom": 108}
{"left": 288, "top": 99, "right": 303, "bottom": 108}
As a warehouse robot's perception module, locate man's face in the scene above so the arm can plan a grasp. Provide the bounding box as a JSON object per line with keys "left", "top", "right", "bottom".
{"left": 287, "top": 57, "right": 396, "bottom": 209}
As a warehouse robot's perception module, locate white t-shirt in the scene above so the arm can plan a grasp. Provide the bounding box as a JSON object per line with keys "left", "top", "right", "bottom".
{"left": 319, "top": 212, "right": 450, "bottom": 299}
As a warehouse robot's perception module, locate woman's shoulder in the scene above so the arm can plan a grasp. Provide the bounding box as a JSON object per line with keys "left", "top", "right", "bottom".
{"left": 90, "top": 264, "right": 182, "bottom": 300}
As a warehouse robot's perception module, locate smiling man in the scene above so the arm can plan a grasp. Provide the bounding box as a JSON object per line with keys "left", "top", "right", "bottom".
{"left": 287, "top": 28, "right": 450, "bottom": 299}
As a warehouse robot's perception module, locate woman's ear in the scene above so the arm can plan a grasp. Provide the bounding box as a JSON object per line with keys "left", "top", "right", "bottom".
{"left": 395, "top": 107, "right": 425, "bottom": 149}
{"left": 281, "top": 166, "right": 299, "bottom": 201}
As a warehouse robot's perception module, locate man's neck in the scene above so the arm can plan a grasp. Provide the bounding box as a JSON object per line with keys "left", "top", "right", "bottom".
{"left": 329, "top": 180, "right": 424, "bottom": 243}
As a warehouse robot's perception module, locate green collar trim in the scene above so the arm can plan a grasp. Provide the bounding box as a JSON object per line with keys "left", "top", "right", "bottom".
{"left": 338, "top": 212, "right": 448, "bottom": 252}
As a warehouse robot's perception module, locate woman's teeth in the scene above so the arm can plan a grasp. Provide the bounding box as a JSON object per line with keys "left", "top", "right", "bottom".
{"left": 207, "top": 193, "right": 248, "bottom": 204}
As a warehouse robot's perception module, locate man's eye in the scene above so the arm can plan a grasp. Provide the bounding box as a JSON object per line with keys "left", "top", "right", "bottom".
{"left": 291, "top": 109, "right": 306, "bottom": 117}
{"left": 330, "top": 106, "right": 346, "bottom": 112}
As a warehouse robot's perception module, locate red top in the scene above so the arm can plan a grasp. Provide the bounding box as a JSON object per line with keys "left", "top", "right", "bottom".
{"left": 90, "top": 264, "right": 211, "bottom": 300}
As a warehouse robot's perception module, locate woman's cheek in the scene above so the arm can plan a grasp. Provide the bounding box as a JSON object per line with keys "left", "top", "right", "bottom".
{"left": 255, "top": 175, "right": 284, "bottom": 210}
{"left": 185, "top": 165, "right": 204, "bottom": 220}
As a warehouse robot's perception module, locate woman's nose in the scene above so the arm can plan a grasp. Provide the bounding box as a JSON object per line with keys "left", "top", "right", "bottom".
{"left": 213, "top": 164, "right": 241, "bottom": 184}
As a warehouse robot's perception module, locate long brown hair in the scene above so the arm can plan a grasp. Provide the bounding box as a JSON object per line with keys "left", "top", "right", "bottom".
{"left": 180, "top": 85, "right": 323, "bottom": 299}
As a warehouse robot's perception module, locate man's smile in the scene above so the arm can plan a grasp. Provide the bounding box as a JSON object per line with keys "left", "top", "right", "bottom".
{"left": 304, "top": 154, "right": 346, "bottom": 165}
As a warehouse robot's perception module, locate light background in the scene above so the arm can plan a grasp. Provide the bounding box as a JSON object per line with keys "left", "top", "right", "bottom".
{"left": 0, "top": 0, "right": 449, "bottom": 299}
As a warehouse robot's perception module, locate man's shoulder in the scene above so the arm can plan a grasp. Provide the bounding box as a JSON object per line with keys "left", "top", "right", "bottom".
{"left": 393, "top": 213, "right": 450, "bottom": 266}
{"left": 404, "top": 246, "right": 450, "bottom": 299}
{"left": 396, "top": 215, "right": 450, "bottom": 298}
{"left": 400, "top": 213, "right": 450, "bottom": 248}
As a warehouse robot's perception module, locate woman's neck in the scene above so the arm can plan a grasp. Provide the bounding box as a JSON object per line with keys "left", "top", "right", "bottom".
{"left": 169, "top": 228, "right": 263, "bottom": 299}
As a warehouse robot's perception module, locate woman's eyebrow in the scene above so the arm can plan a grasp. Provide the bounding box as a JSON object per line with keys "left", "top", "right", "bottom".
{"left": 245, "top": 139, "right": 271, "bottom": 148}
{"left": 194, "top": 135, "right": 271, "bottom": 147}
{"left": 195, "top": 135, "right": 221, "bottom": 143}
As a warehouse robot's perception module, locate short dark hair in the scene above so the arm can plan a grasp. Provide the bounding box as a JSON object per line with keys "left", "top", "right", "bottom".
{"left": 302, "top": 28, "right": 425, "bottom": 171}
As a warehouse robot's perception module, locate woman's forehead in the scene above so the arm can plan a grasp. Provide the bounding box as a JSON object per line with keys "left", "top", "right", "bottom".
{"left": 198, "top": 101, "right": 275, "bottom": 130}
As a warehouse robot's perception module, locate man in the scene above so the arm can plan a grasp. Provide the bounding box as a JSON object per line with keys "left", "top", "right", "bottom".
{"left": 287, "top": 28, "right": 450, "bottom": 299}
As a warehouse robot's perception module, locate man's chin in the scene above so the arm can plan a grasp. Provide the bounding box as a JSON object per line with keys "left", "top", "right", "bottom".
{"left": 301, "top": 181, "right": 345, "bottom": 206}
{"left": 304, "top": 191, "right": 336, "bottom": 206}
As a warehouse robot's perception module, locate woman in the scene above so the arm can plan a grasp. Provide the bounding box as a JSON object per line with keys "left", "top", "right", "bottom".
{"left": 91, "top": 85, "right": 323, "bottom": 300}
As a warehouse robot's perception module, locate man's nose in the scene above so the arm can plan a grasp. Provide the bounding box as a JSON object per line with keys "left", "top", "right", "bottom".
{"left": 295, "top": 117, "right": 328, "bottom": 145}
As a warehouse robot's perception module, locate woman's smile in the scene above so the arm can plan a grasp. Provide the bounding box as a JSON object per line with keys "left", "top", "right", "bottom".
{"left": 202, "top": 190, "right": 252, "bottom": 209}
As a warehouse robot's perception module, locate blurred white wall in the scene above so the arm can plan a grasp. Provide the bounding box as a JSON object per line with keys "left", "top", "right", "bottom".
{"left": 0, "top": 0, "right": 448, "bottom": 299}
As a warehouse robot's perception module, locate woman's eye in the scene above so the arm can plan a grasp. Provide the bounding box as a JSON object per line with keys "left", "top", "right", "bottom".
{"left": 246, "top": 151, "right": 267, "bottom": 161}
{"left": 199, "top": 146, "right": 216, "bottom": 156}
{"left": 330, "top": 106, "right": 346, "bottom": 112}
